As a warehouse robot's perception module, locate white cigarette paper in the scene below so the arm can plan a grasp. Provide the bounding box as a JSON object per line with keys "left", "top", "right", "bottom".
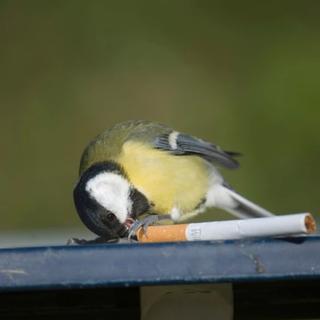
{"left": 186, "top": 213, "right": 316, "bottom": 241}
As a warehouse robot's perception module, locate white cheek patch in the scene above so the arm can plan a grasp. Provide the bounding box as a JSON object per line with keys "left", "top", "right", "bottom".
{"left": 85, "top": 172, "right": 132, "bottom": 223}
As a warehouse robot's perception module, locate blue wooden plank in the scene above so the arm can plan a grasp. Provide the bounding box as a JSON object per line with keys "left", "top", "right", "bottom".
{"left": 0, "top": 236, "right": 319, "bottom": 292}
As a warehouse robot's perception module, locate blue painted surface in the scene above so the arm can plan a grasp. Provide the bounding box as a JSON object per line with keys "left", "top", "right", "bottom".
{"left": 0, "top": 236, "right": 319, "bottom": 292}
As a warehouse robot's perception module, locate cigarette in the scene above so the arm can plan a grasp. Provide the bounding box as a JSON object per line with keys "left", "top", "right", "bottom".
{"left": 136, "top": 213, "right": 316, "bottom": 243}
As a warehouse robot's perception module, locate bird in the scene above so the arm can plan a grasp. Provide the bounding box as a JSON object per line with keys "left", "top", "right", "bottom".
{"left": 72, "top": 120, "right": 273, "bottom": 243}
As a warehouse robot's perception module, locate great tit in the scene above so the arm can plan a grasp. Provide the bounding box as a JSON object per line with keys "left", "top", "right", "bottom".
{"left": 73, "top": 120, "right": 273, "bottom": 243}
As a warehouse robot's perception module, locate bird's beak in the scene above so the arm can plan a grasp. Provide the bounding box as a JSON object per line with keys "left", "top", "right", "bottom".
{"left": 124, "top": 217, "right": 135, "bottom": 229}
{"left": 116, "top": 217, "right": 135, "bottom": 238}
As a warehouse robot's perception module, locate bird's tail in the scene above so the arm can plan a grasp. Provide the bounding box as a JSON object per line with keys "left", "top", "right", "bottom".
{"left": 208, "top": 184, "right": 273, "bottom": 219}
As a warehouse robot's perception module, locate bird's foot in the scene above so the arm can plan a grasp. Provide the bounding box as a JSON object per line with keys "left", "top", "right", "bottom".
{"left": 128, "top": 214, "right": 170, "bottom": 239}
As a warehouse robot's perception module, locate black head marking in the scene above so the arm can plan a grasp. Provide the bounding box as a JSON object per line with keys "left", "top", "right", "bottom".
{"left": 73, "top": 161, "right": 129, "bottom": 239}
{"left": 80, "top": 161, "right": 127, "bottom": 181}
{"left": 129, "top": 188, "right": 151, "bottom": 218}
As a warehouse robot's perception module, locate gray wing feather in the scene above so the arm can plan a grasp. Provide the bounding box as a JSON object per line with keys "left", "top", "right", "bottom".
{"left": 155, "top": 132, "right": 240, "bottom": 169}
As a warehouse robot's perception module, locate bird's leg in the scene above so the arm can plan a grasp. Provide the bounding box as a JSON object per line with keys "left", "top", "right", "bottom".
{"left": 128, "top": 214, "right": 171, "bottom": 239}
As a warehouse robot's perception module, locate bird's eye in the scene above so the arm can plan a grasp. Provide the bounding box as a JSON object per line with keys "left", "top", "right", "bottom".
{"left": 106, "top": 213, "right": 116, "bottom": 221}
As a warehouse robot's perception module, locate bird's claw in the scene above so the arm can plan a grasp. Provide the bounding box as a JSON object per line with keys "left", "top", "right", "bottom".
{"left": 128, "top": 220, "right": 143, "bottom": 239}
{"left": 127, "top": 215, "right": 160, "bottom": 239}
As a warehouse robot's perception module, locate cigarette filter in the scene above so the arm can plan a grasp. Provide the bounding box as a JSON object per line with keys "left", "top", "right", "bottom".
{"left": 137, "top": 213, "right": 316, "bottom": 243}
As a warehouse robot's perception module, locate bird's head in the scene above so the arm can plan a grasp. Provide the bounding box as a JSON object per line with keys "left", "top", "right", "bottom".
{"left": 73, "top": 161, "right": 150, "bottom": 239}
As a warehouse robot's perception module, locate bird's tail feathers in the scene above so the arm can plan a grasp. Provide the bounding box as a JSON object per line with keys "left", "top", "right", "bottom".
{"left": 208, "top": 185, "right": 273, "bottom": 219}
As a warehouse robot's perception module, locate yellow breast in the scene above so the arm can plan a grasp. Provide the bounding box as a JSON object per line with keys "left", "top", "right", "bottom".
{"left": 116, "top": 141, "right": 209, "bottom": 215}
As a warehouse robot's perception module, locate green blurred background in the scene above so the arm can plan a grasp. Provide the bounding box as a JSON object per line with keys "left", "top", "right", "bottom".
{"left": 1, "top": 1, "right": 319, "bottom": 235}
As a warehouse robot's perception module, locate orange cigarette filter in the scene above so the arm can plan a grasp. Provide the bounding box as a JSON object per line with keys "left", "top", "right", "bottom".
{"left": 137, "top": 224, "right": 188, "bottom": 242}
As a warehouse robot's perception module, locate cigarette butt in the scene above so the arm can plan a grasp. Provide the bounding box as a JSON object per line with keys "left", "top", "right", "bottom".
{"left": 136, "top": 213, "right": 317, "bottom": 243}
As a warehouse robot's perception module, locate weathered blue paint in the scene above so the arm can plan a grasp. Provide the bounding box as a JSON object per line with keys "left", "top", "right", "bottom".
{"left": 0, "top": 236, "right": 319, "bottom": 292}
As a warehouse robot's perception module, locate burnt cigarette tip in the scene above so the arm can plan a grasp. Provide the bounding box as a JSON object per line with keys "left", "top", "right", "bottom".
{"left": 305, "top": 214, "right": 317, "bottom": 233}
